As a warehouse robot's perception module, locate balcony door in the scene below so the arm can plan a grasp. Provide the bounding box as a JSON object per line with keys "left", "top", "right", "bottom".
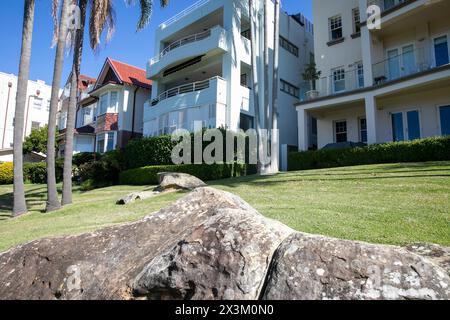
{"left": 391, "top": 110, "right": 421, "bottom": 142}
{"left": 434, "top": 36, "right": 449, "bottom": 67}
{"left": 440, "top": 106, "right": 450, "bottom": 136}
{"left": 387, "top": 44, "right": 415, "bottom": 80}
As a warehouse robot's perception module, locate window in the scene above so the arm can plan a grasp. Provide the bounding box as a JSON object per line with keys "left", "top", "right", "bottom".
{"left": 110, "top": 91, "right": 118, "bottom": 111}
{"left": 391, "top": 110, "right": 421, "bottom": 141}
{"left": 96, "top": 132, "right": 115, "bottom": 153}
{"left": 334, "top": 120, "right": 347, "bottom": 143}
{"left": 280, "top": 36, "right": 299, "bottom": 57}
{"left": 329, "top": 16, "right": 343, "bottom": 41}
{"left": 158, "top": 113, "right": 169, "bottom": 135}
{"left": 240, "top": 114, "right": 254, "bottom": 131}
{"left": 82, "top": 107, "right": 93, "bottom": 125}
{"left": 99, "top": 93, "right": 108, "bottom": 115}
{"left": 33, "top": 98, "right": 43, "bottom": 110}
{"left": 332, "top": 67, "right": 346, "bottom": 93}
{"left": 359, "top": 118, "right": 367, "bottom": 143}
{"left": 46, "top": 100, "right": 51, "bottom": 111}
{"left": 31, "top": 121, "right": 40, "bottom": 131}
{"left": 434, "top": 36, "right": 449, "bottom": 67}
{"left": 357, "top": 62, "right": 364, "bottom": 88}
{"left": 384, "top": 0, "right": 405, "bottom": 11}
{"left": 439, "top": 105, "right": 450, "bottom": 136}
{"left": 280, "top": 79, "right": 299, "bottom": 98}
{"left": 387, "top": 44, "right": 416, "bottom": 80}
{"left": 352, "top": 8, "right": 361, "bottom": 34}
{"left": 240, "top": 74, "right": 248, "bottom": 87}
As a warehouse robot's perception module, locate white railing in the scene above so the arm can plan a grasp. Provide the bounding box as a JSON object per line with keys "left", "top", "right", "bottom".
{"left": 150, "top": 29, "right": 212, "bottom": 65}
{"left": 159, "top": 0, "right": 210, "bottom": 29}
{"left": 151, "top": 76, "right": 225, "bottom": 106}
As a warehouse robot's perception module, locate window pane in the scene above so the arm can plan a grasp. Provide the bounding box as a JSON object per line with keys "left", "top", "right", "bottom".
{"left": 435, "top": 36, "right": 449, "bottom": 67}
{"left": 407, "top": 110, "right": 420, "bottom": 140}
{"left": 391, "top": 113, "right": 404, "bottom": 141}
{"left": 97, "top": 137, "right": 105, "bottom": 153}
{"left": 360, "top": 118, "right": 367, "bottom": 143}
{"left": 100, "top": 94, "right": 108, "bottom": 114}
{"left": 110, "top": 92, "right": 118, "bottom": 111}
{"left": 388, "top": 49, "right": 400, "bottom": 80}
{"left": 440, "top": 106, "right": 450, "bottom": 136}
{"left": 402, "top": 45, "right": 416, "bottom": 76}
{"left": 106, "top": 133, "right": 114, "bottom": 151}
{"left": 335, "top": 121, "right": 347, "bottom": 143}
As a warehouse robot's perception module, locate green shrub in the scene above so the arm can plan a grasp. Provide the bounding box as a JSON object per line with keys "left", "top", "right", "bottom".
{"left": 78, "top": 150, "right": 121, "bottom": 187}
{"left": 121, "top": 135, "right": 175, "bottom": 170}
{"left": 23, "top": 160, "right": 64, "bottom": 184}
{"left": 0, "top": 162, "right": 13, "bottom": 184}
{"left": 80, "top": 179, "right": 96, "bottom": 191}
{"left": 72, "top": 152, "right": 101, "bottom": 167}
{"left": 288, "top": 136, "right": 450, "bottom": 171}
{"left": 119, "top": 163, "right": 255, "bottom": 185}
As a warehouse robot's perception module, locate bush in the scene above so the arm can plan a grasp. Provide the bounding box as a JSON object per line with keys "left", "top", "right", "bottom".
{"left": 119, "top": 163, "right": 255, "bottom": 185}
{"left": 0, "top": 162, "right": 13, "bottom": 184}
{"left": 72, "top": 152, "right": 101, "bottom": 167}
{"left": 288, "top": 136, "right": 450, "bottom": 171}
{"left": 78, "top": 150, "right": 121, "bottom": 187}
{"left": 121, "top": 135, "right": 175, "bottom": 170}
{"left": 23, "top": 160, "right": 64, "bottom": 184}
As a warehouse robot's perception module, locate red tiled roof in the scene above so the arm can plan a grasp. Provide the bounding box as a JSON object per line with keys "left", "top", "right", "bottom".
{"left": 108, "top": 58, "right": 152, "bottom": 89}
{"left": 78, "top": 74, "right": 96, "bottom": 91}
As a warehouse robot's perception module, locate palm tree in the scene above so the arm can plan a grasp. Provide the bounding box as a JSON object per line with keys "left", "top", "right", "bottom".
{"left": 61, "top": 0, "right": 169, "bottom": 205}
{"left": 248, "top": 0, "right": 263, "bottom": 174}
{"left": 270, "top": 0, "right": 280, "bottom": 173}
{"left": 46, "top": 0, "right": 71, "bottom": 213}
{"left": 12, "top": 0, "right": 36, "bottom": 217}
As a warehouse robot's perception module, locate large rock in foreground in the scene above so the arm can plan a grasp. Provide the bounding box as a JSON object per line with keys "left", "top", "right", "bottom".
{"left": 0, "top": 187, "right": 292, "bottom": 300}
{"left": 262, "top": 233, "right": 450, "bottom": 300}
{"left": 0, "top": 187, "right": 449, "bottom": 300}
{"left": 156, "top": 172, "right": 207, "bottom": 191}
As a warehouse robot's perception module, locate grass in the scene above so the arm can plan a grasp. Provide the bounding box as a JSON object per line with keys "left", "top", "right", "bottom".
{"left": 0, "top": 162, "right": 449, "bottom": 252}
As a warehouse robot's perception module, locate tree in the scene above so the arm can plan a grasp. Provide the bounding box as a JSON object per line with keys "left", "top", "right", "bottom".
{"left": 12, "top": 0, "right": 36, "bottom": 217}
{"left": 46, "top": 0, "right": 71, "bottom": 213}
{"left": 270, "top": 0, "right": 280, "bottom": 173}
{"left": 302, "top": 62, "right": 321, "bottom": 91}
{"left": 23, "top": 125, "right": 56, "bottom": 155}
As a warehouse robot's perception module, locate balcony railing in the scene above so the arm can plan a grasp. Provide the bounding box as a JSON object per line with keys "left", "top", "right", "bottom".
{"left": 151, "top": 76, "right": 225, "bottom": 106}
{"left": 367, "top": 0, "right": 412, "bottom": 13}
{"left": 159, "top": 0, "right": 210, "bottom": 29}
{"left": 301, "top": 68, "right": 364, "bottom": 101}
{"left": 372, "top": 46, "right": 432, "bottom": 84}
{"left": 150, "top": 29, "right": 212, "bottom": 65}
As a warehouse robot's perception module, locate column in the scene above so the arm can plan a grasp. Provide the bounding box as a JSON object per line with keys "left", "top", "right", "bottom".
{"left": 297, "top": 107, "right": 309, "bottom": 151}
{"left": 364, "top": 94, "right": 378, "bottom": 144}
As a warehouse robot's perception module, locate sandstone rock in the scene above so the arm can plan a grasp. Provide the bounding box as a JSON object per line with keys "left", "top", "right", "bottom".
{"left": 405, "top": 243, "right": 450, "bottom": 276}
{"left": 262, "top": 233, "right": 450, "bottom": 300}
{"left": 0, "top": 187, "right": 290, "bottom": 300}
{"left": 156, "top": 172, "right": 206, "bottom": 192}
{"left": 116, "top": 191, "right": 160, "bottom": 205}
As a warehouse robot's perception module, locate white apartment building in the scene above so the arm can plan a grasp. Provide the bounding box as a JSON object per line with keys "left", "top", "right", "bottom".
{"left": 0, "top": 72, "right": 56, "bottom": 161}
{"left": 144, "top": 0, "right": 314, "bottom": 150}
{"left": 297, "top": 0, "right": 450, "bottom": 150}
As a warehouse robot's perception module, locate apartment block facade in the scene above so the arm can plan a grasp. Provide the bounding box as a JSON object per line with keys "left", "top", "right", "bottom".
{"left": 0, "top": 72, "right": 57, "bottom": 161}
{"left": 144, "top": 0, "right": 314, "bottom": 149}
{"left": 57, "top": 58, "right": 151, "bottom": 155}
{"left": 297, "top": 0, "right": 450, "bottom": 150}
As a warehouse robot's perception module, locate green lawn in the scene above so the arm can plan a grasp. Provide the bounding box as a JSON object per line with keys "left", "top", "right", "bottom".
{"left": 0, "top": 162, "right": 449, "bottom": 252}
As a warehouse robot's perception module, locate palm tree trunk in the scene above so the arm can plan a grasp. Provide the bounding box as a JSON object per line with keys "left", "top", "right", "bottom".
{"left": 249, "top": 0, "right": 263, "bottom": 174}
{"left": 46, "top": 0, "right": 70, "bottom": 212}
{"left": 262, "top": 0, "right": 270, "bottom": 174}
{"left": 270, "top": 0, "right": 280, "bottom": 173}
{"left": 12, "top": 0, "right": 35, "bottom": 217}
{"left": 62, "top": 0, "right": 87, "bottom": 206}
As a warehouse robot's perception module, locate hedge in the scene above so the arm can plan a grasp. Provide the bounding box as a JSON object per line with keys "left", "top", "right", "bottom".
{"left": 0, "top": 162, "right": 13, "bottom": 185}
{"left": 120, "top": 163, "right": 256, "bottom": 185}
{"left": 288, "top": 136, "right": 450, "bottom": 171}
{"left": 23, "top": 160, "right": 64, "bottom": 184}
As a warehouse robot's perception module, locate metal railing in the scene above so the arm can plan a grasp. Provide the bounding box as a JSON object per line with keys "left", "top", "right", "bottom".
{"left": 372, "top": 46, "right": 431, "bottom": 84}
{"left": 367, "top": 0, "right": 411, "bottom": 13}
{"left": 151, "top": 76, "right": 225, "bottom": 106}
{"left": 150, "top": 29, "right": 212, "bottom": 65}
{"left": 301, "top": 68, "right": 364, "bottom": 101}
{"left": 159, "top": 0, "right": 210, "bottom": 29}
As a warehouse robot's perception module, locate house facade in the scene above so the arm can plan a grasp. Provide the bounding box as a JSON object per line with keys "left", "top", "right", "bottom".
{"left": 0, "top": 72, "right": 57, "bottom": 162}
{"left": 57, "top": 58, "right": 151, "bottom": 155}
{"left": 144, "top": 0, "right": 314, "bottom": 149}
{"left": 296, "top": 0, "right": 450, "bottom": 150}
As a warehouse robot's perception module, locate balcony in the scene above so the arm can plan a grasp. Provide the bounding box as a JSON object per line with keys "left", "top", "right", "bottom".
{"left": 147, "top": 26, "right": 229, "bottom": 79}
{"left": 159, "top": 0, "right": 210, "bottom": 30}
{"left": 148, "top": 76, "right": 227, "bottom": 115}
{"left": 367, "top": 0, "right": 414, "bottom": 14}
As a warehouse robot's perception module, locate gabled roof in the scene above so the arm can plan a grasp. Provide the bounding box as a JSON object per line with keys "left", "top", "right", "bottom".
{"left": 79, "top": 75, "right": 96, "bottom": 91}
{"left": 95, "top": 58, "right": 152, "bottom": 90}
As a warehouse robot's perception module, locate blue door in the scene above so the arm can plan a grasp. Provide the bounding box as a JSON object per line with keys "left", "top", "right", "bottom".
{"left": 434, "top": 36, "right": 449, "bottom": 67}
{"left": 406, "top": 111, "right": 420, "bottom": 140}
{"left": 440, "top": 106, "right": 450, "bottom": 136}
{"left": 391, "top": 112, "right": 404, "bottom": 141}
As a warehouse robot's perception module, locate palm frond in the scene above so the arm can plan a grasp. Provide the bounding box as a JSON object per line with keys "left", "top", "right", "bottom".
{"left": 89, "top": 0, "right": 115, "bottom": 50}
{"left": 51, "top": 0, "right": 60, "bottom": 48}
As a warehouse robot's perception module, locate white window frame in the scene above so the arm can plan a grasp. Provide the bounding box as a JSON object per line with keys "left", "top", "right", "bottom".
{"left": 389, "top": 108, "right": 422, "bottom": 142}
{"left": 431, "top": 33, "right": 450, "bottom": 68}
{"left": 358, "top": 117, "right": 367, "bottom": 143}
{"left": 332, "top": 67, "right": 346, "bottom": 93}
{"left": 96, "top": 131, "right": 117, "bottom": 153}
{"left": 333, "top": 120, "right": 348, "bottom": 143}
{"left": 329, "top": 15, "right": 343, "bottom": 41}
{"left": 352, "top": 8, "right": 361, "bottom": 34}
{"left": 385, "top": 42, "right": 416, "bottom": 78}
{"left": 98, "top": 91, "right": 119, "bottom": 116}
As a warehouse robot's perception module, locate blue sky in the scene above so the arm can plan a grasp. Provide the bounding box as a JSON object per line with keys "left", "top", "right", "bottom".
{"left": 0, "top": 0, "right": 312, "bottom": 85}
